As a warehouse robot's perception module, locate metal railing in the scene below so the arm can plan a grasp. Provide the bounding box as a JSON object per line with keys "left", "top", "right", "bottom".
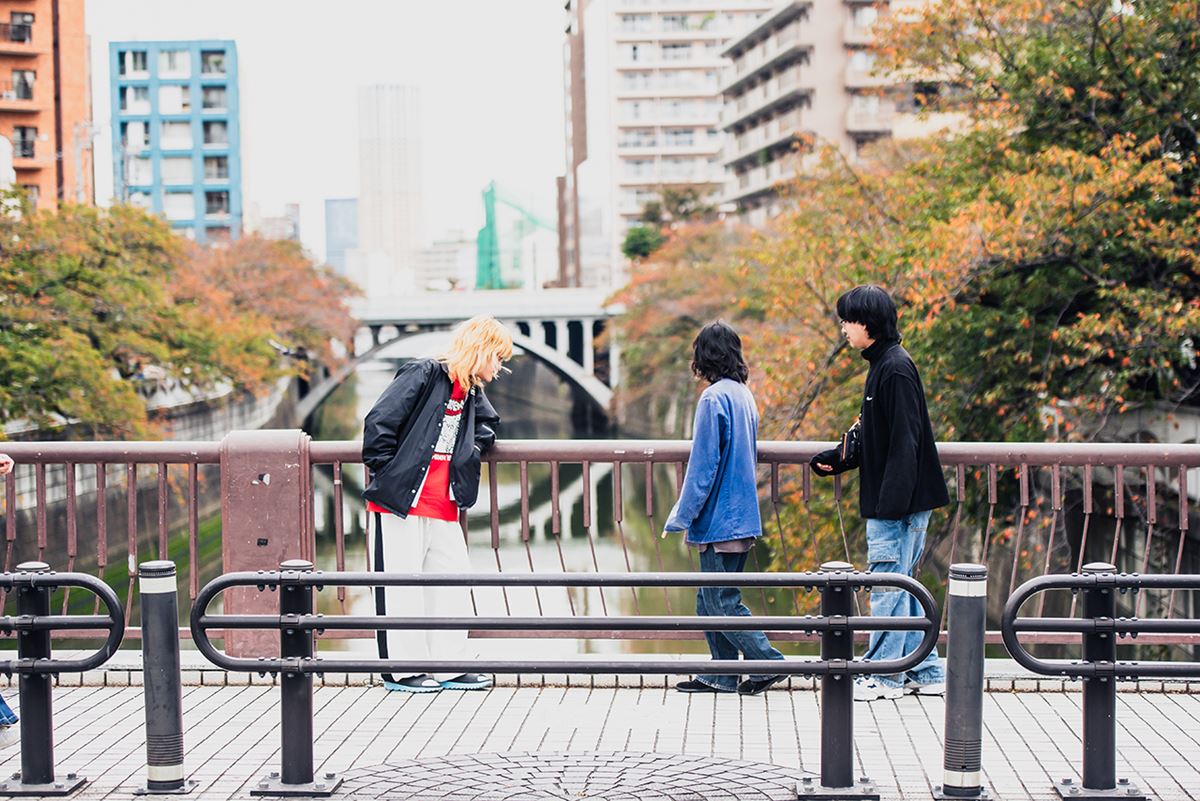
{"left": 1000, "top": 564, "right": 1200, "bottom": 800}
{"left": 0, "top": 437, "right": 1196, "bottom": 650}
{"left": 191, "top": 559, "right": 936, "bottom": 797}
{"left": 0, "top": 562, "right": 124, "bottom": 796}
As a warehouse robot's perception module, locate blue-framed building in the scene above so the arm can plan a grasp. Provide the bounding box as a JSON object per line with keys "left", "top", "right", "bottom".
{"left": 109, "top": 40, "right": 243, "bottom": 243}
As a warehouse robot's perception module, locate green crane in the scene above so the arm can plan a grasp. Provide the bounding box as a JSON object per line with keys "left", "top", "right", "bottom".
{"left": 476, "top": 181, "right": 556, "bottom": 290}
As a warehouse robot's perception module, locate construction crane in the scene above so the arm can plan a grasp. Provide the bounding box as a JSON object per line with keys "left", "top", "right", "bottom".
{"left": 475, "top": 181, "right": 556, "bottom": 290}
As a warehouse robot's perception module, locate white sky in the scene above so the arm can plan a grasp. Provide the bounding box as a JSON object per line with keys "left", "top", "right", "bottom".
{"left": 84, "top": 0, "right": 567, "bottom": 261}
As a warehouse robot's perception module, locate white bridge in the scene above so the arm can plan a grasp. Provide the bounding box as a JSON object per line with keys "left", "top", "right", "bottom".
{"left": 298, "top": 289, "right": 622, "bottom": 421}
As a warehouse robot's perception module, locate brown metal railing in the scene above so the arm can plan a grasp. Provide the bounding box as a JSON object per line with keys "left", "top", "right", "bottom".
{"left": 0, "top": 438, "right": 1196, "bottom": 646}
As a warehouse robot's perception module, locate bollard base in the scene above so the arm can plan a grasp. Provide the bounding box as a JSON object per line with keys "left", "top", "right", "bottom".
{"left": 0, "top": 774, "right": 87, "bottom": 797}
{"left": 1053, "top": 778, "right": 1145, "bottom": 800}
{"left": 796, "top": 777, "right": 879, "bottom": 800}
{"left": 250, "top": 774, "right": 342, "bottom": 797}
{"left": 933, "top": 785, "right": 990, "bottom": 800}
{"left": 134, "top": 779, "right": 199, "bottom": 795}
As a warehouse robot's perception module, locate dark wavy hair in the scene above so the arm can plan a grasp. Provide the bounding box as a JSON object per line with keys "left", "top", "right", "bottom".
{"left": 691, "top": 321, "right": 749, "bottom": 384}
{"left": 835, "top": 285, "right": 900, "bottom": 342}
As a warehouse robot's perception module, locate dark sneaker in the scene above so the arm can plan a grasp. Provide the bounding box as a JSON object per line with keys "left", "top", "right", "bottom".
{"left": 737, "top": 675, "right": 786, "bottom": 696}
{"left": 440, "top": 673, "right": 493, "bottom": 691}
{"left": 675, "top": 678, "right": 734, "bottom": 693}
{"left": 383, "top": 674, "right": 443, "bottom": 693}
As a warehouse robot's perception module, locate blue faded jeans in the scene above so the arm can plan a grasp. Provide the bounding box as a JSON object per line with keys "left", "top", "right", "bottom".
{"left": 695, "top": 547, "right": 785, "bottom": 691}
{"left": 863, "top": 510, "right": 945, "bottom": 688}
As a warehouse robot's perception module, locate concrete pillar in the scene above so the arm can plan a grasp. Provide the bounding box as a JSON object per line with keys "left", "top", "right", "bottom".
{"left": 582, "top": 318, "right": 595, "bottom": 376}
{"left": 555, "top": 320, "right": 569, "bottom": 355}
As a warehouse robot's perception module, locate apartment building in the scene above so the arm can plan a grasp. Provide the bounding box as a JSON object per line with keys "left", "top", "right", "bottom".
{"left": 0, "top": 0, "right": 92, "bottom": 211}
{"left": 558, "top": 0, "right": 772, "bottom": 288}
{"left": 109, "top": 40, "right": 242, "bottom": 243}
{"left": 721, "top": 0, "right": 950, "bottom": 224}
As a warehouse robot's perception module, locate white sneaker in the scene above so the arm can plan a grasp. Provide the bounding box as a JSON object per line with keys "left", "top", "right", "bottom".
{"left": 0, "top": 726, "right": 18, "bottom": 749}
{"left": 853, "top": 678, "right": 904, "bottom": 702}
{"left": 905, "top": 679, "right": 945, "bottom": 696}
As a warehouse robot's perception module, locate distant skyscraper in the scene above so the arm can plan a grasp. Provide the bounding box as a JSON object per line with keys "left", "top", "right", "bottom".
{"left": 0, "top": 0, "right": 93, "bottom": 211}
{"left": 347, "top": 84, "right": 424, "bottom": 301}
{"left": 109, "top": 40, "right": 242, "bottom": 243}
{"left": 324, "top": 197, "right": 357, "bottom": 274}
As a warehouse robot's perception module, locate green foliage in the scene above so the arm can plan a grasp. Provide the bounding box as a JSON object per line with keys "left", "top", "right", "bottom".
{"left": 621, "top": 225, "right": 666, "bottom": 261}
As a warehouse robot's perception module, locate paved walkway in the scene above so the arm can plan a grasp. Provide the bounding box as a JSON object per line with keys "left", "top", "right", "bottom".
{"left": 2, "top": 683, "right": 1199, "bottom": 801}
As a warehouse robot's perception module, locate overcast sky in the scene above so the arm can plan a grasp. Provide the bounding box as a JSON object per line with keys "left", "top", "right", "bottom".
{"left": 84, "top": 0, "right": 567, "bottom": 261}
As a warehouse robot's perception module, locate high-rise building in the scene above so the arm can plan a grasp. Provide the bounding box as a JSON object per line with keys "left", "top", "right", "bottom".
{"left": 0, "top": 0, "right": 92, "bottom": 211}
{"left": 558, "top": 0, "right": 772, "bottom": 288}
{"left": 346, "top": 84, "right": 424, "bottom": 302}
{"left": 417, "top": 230, "right": 474, "bottom": 291}
{"left": 324, "top": 197, "right": 357, "bottom": 275}
{"left": 249, "top": 201, "right": 300, "bottom": 242}
{"left": 109, "top": 40, "right": 243, "bottom": 243}
{"left": 720, "top": 1, "right": 956, "bottom": 225}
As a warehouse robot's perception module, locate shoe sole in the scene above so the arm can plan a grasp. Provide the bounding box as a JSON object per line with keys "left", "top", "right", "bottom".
{"left": 440, "top": 681, "right": 492, "bottom": 691}
{"left": 738, "top": 676, "right": 787, "bottom": 696}
{"left": 676, "top": 684, "right": 734, "bottom": 694}
{"left": 383, "top": 681, "right": 442, "bottom": 694}
{"left": 907, "top": 686, "right": 945, "bottom": 696}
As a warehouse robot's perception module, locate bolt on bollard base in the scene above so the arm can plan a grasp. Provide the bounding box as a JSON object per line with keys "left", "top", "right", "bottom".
{"left": 809, "top": 562, "right": 879, "bottom": 801}
{"left": 250, "top": 560, "right": 341, "bottom": 798}
{"left": 0, "top": 772, "right": 87, "bottom": 798}
{"left": 1053, "top": 777, "right": 1145, "bottom": 800}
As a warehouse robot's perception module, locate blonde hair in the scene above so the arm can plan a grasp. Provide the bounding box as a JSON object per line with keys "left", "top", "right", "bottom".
{"left": 440, "top": 316, "right": 514, "bottom": 388}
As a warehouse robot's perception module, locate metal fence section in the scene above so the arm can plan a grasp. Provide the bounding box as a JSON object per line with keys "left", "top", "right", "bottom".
{"left": 1000, "top": 564, "right": 1200, "bottom": 800}
{"left": 0, "top": 437, "right": 1196, "bottom": 647}
{"left": 0, "top": 562, "right": 125, "bottom": 796}
{"left": 191, "top": 560, "right": 938, "bottom": 799}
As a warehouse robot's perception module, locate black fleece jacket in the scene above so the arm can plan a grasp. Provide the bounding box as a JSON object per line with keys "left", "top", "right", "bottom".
{"left": 361, "top": 358, "right": 500, "bottom": 517}
{"left": 813, "top": 339, "right": 949, "bottom": 520}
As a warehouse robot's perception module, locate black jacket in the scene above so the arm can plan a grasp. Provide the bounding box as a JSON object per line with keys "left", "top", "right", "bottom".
{"left": 812, "top": 339, "right": 949, "bottom": 520}
{"left": 361, "top": 358, "right": 500, "bottom": 517}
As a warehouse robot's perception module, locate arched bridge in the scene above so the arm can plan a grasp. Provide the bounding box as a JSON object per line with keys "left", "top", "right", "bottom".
{"left": 297, "top": 289, "right": 622, "bottom": 422}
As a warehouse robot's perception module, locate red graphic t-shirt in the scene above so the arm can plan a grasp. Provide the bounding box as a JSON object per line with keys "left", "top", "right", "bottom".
{"left": 368, "top": 382, "right": 468, "bottom": 522}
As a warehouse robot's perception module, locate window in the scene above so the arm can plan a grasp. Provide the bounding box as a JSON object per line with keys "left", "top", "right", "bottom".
{"left": 13, "top": 126, "right": 35, "bottom": 158}
{"left": 201, "top": 86, "right": 227, "bottom": 111}
{"left": 200, "top": 50, "right": 226, "bottom": 75}
{"left": 159, "top": 50, "right": 189, "bottom": 77}
{"left": 206, "top": 226, "right": 231, "bottom": 244}
{"left": 122, "top": 121, "right": 149, "bottom": 151}
{"left": 120, "top": 50, "right": 149, "bottom": 76}
{"left": 159, "top": 84, "right": 190, "bottom": 114}
{"left": 120, "top": 85, "right": 149, "bottom": 113}
{"left": 851, "top": 50, "right": 876, "bottom": 71}
{"left": 10, "top": 69, "right": 33, "bottom": 100}
{"left": 624, "top": 158, "right": 654, "bottom": 177}
{"left": 8, "top": 12, "right": 32, "bottom": 43}
{"left": 853, "top": 5, "right": 878, "bottom": 27}
{"left": 618, "top": 128, "right": 656, "bottom": 148}
{"left": 619, "top": 14, "right": 651, "bottom": 32}
{"left": 661, "top": 15, "right": 691, "bottom": 32}
{"left": 19, "top": 184, "right": 37, "bottom": 207}
{"left": 204, "top": 155, "right": 229, "bottom": 180}
{"left": 625, "top": 44, "right": 642, "bottom": 62}
{"left": 619, "top": 100, "right": 648, "bottom": 121}
{"left": 127, "top": 156, "right": 152, "bottom": 185}
{"left": 163, "top": 192, "right": 195, "bottom": 221}
{"left": 664, "top": 128, "right": 695, "bottom": 147}
{"left": 129, "top": 191, "right": 152, "bottom": 210}
{"left": 662, "top": 43, "right": 692, "bottom": 62}
{"left": 161, "top": 157, "right": 193, "bottom": 185}
{"left": 205, "top": 190, "right": 230, "bottom": 216}
{"left": 161, "top": 121, "right": 193, "bottom": 149}
{"left": 621, "top": 71, "right": 653, "bottom": 90}
{"left": 203, "top": 120, "right": 228, "bottom": 145}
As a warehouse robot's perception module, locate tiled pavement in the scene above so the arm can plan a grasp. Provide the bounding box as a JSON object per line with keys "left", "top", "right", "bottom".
{"left": 1, "top": 683, "right": 1198, "bottom": 801}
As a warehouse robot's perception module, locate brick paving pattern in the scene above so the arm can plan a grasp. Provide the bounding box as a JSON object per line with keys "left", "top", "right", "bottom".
{"left": 0, "top": 685, "right": 1197, "bottom": 800}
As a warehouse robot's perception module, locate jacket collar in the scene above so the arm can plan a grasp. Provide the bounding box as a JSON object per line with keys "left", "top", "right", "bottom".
{"left": 861, "top": 337, "right": 900, "bottom": 364}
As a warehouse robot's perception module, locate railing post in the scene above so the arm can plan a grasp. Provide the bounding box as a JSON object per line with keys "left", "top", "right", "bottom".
{"left": 934, "top": 564, "right": 989, "bottom": 800}
{"left": 252, "top": 560, "right": 340, "bottom": 797}
{"left": 136, "top": 561, "right": 193, "bottom": 795}
{"left": 1, "top": 562, "right": 86, "bottom": 796}
{"left": 810, "top": 561, "right": 878, "bottom": 800}
{"left": 1055, "top": 563, "right": 1143, "bottom": 800}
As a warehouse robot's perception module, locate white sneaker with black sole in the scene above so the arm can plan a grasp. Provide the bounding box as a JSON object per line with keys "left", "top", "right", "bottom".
{"left": 0, "top": 726, "right": 18, "bottom": 749}
{"left": 904, "top": 679, "right": 945, "bottom": 696}
{"left": 853, "top": 677, "right": 904, "bottom": 701}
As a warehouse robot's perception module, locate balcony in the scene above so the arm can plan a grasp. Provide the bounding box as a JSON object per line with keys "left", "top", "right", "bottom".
{"left": 846, "top": 63, "right": 889, "bottom": 88}
{"left": 844, "top": 17, "right": 875, "bottom": 46}
{"left": 723, "top": 25, "right": 810, "bottom": 92}
{"left": 0, "top": 82, "right": 36, "bottom": 112}
{"left": 725, "top": 108, "right": 805, "bottom": 166}
{"left": 846, "top": 103, "right": 895, "bottom": 133}
{"left": 724, "top": 70, "right": 810, "bottom": 130}
{"left": 726, "top": 157, "right": 796, "bottom": 203}
{"left": 0, "top": 22, "right": 34, "bottom": 56}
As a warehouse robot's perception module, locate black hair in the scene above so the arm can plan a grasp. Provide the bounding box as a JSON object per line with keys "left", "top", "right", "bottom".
{"left": 691, "top": 321, "right": 749, "bottom": 384}
{"left": 835, "top": 285, "right": 900, "bottom": 343}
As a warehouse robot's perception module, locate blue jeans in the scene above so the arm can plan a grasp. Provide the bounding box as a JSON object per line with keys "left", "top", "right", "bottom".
{"left": 863, "top": 511, "right": 945, "bottom": 688}
{"left": 695, "top": 547, "right": 784, "bottom": 691}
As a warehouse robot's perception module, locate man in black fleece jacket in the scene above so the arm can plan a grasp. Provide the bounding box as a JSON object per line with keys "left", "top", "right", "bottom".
{"left": 812, "top": 285, "right": 949, "bottom": 702}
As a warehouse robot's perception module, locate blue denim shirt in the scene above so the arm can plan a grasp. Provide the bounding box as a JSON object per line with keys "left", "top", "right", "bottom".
{"left": 664, "top": 379, "right": 762, "bottom": 544}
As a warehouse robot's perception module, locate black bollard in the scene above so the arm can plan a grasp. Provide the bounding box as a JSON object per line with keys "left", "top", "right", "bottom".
{"left": 252, "top": 560, "right": 340, "bottom": 797}
{"left": 0, "top": 562, "right": 86, "bottom": 796}
{"left": 135, "top": 561, "right": 194, "bottom": 795}
{"left": 1054, "top": 564, "right": 1144, "bottom": 801}
{"left": 806, "top": 561, "right": 878, "bottom": 800}
{"left": 934, "top": 564, "right": 989, "bottom": 800}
